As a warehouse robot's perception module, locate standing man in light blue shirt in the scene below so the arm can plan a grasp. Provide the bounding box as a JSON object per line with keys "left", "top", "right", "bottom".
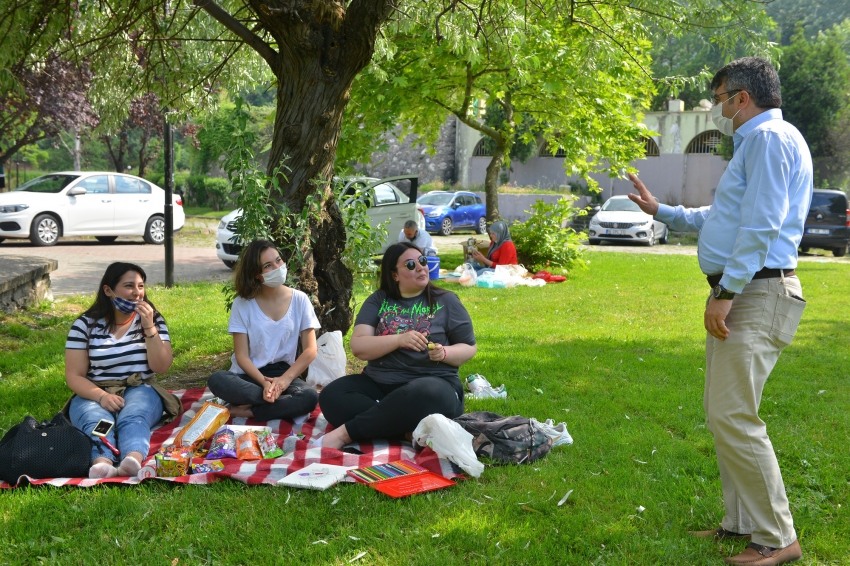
{"left": 628, "top": 57, "right": 811, "bottom": 566}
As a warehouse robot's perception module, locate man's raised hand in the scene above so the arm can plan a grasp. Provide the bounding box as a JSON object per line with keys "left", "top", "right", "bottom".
{"left": 626, "top": 173, "right": 659, "bottom": 216}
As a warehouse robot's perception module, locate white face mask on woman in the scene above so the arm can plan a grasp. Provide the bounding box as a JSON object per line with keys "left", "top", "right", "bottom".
{"left": 261, "top": 264, "right": 288, "bottom": 287}
{"left": 711, "top": 93, "right": 742, "bottom": 136}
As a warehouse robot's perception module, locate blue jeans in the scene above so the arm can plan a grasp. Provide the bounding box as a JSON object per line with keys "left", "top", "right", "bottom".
{"left": 69, "top": 384, "right": 164, "bottom": 464}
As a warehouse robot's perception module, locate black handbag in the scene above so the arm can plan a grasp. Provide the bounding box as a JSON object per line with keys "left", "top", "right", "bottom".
{"left": 0, "top": 412, "right": 96, "bottom": 484}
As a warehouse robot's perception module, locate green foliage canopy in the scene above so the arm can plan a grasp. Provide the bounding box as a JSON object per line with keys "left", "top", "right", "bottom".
{"left": 780, "top": 26, "right": 850, "bottom": 187}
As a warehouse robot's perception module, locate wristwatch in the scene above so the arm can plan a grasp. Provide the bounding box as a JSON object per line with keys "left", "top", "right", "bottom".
{"left": 712, "top": 284, "right": 736, "bottom": 300}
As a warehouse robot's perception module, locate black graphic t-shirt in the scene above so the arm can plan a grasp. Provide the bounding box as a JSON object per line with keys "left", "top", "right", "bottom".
{"left": 354, "top": 289, "right": 476, "bottom": 385}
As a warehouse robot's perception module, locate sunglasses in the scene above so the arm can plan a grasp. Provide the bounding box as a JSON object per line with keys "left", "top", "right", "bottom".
{"left": 399, "top": 256, "right": 428, "bottom": 271}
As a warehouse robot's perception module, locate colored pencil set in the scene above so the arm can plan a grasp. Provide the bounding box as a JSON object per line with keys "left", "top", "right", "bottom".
{"left": 347, "top": 460, "right": 428, "bottom": 484}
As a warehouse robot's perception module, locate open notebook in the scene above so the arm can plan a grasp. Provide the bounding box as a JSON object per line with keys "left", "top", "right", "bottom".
{"left": 276, "top": 463, "right": 355, "bottom": 491}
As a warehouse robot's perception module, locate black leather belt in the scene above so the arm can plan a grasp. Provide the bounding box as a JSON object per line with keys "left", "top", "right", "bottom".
{"left": 706, "top": 268, "right": 795, "bottom": 288}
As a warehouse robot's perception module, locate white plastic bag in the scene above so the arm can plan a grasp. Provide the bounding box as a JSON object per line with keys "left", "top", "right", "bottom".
{"left": 458, "top": 263, "right": 478, "bottom": 287}
{"left": 306, "top": 330, "right": 346, "bottom": 389}
{"left": 412, "top": 414, "right": 484, "bottom": 477}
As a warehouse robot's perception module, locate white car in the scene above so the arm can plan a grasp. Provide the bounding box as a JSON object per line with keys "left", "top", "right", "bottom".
{"left": 0, "top": 172, "right": 185, "bottom": 246}
{"left": 215, "top": 176, "right": 425, "bottom": 268}
{"left": 588, "top": 195, "right": 668, "bottom": 246}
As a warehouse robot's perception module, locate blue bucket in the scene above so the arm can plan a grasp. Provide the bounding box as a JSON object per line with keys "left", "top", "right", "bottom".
{"left": 427, "top": 256, "right": 441, "bottom": 280}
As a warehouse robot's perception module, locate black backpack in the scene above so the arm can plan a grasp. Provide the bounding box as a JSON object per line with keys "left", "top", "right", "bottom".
{"left": 454, "top": 411, "right": 553, "bottom": 464}
{"left": 0, "top": 412, "right": 96, "bottom": 484}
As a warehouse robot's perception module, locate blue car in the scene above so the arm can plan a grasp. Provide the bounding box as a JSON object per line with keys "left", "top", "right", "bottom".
{"left": 417, "top": 191, "right": 487, "bottom": 236}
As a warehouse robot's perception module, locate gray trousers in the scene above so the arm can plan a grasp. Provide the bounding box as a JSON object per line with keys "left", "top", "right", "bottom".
{"left": 208, "top": 361, "right": 318, "bottom": 422}
{"left": 704, "top": 275, "right": 805, "bottom": 548}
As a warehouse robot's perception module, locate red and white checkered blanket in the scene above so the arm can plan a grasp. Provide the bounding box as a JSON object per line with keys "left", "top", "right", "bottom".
{"left": 0, "top": 387, "right": 463, "bottom": 488}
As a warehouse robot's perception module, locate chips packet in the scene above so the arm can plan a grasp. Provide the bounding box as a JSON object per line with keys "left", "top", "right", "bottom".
{"left": 207, "top": 427, "right": 237, "bottom": 459}
{"left": 173, "top": 401, "right": 230, "bottom": 451}
{"left": 236, "top": 431, "right": 263, "bottom": 460}
{"left": 155, "top": 445, "right": 192, "bottom": 477}
{"left": 257, "top": 430, "right": 284, "bottom": 459}
{"left": 190, "top": 460, "right": 225, "bottom": 474}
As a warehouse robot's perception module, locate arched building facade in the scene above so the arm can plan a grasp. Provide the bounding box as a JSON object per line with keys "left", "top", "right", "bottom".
{"left": 455, "top": 99, "right": 728, "bottom": 207}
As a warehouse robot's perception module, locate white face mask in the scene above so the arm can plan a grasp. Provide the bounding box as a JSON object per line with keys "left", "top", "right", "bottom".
{"left": 710, "top": 93, "right": 742, "bottom": 136}
{"left": 261, "top": 264, "right": 288, "bottom": 287}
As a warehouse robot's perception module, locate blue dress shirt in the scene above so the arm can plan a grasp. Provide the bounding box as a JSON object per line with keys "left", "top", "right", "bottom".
{"left": 655, "top": 109, "right": 813, "bottom": 293}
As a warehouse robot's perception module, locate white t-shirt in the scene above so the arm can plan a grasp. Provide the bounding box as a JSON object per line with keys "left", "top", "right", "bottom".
{"left": 397, "top": 228, "right": 436, "bottom": 253}
{"left": 228, "top": 289, "right": 321, "bottom": 373}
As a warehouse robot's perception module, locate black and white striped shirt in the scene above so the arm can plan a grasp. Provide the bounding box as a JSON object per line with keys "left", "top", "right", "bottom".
{"left": 65, "top": 313, "right": 170, "bottom": 382}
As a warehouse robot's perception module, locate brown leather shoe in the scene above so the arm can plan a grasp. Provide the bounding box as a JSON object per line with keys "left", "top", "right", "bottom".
{"left": 689, "top": 526, "right": 752, "bottom": 541}
{"left": 724, "top": 540, "right": 802, "bottom": 565}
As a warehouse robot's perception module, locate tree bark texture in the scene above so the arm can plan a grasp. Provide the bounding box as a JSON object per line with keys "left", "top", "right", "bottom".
{"left": 233, "top": 0, "right": 392, "bottom": 333}
{"left": 483, "top": 142, "right": 506, "bottom": 222}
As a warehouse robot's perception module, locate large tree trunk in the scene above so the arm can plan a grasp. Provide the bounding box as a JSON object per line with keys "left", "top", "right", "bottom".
{"left": 200, "top": 0, "right": 393, "bottom": 334}
{"left": 103, "top": 132, "right": 128, "bottom": 173}
{"left": 483, "top": 141, "right": 507, "bottom": 222}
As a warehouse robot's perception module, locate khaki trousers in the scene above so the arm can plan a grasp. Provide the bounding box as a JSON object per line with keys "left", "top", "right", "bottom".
{"left": 704, "top": 275, "right": 805, "bottom": 549}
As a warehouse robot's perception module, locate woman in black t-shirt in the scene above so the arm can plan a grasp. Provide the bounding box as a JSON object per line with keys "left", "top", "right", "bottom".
{"left": 318, "top": 243, "right": 477, "bottom": 449}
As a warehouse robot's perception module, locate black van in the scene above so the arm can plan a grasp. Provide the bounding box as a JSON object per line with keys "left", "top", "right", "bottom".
{"left": 800, "top": 189, "right": 849, "bottom": 257}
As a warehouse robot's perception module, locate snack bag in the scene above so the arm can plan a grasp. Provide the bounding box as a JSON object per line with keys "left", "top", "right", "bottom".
{"left": 155, "top": 444, "right": 192, "bottom": 477}
{"left": 173, "top": 401, "right": 230, "bottom": 451}
{"left": 257, "top": 430, "right": 284, "bottom": 459}
{"left": 207, "top": 427, "right": 237, "bottom": 459}
{"left": 236, "top": 431, "right": 263, "bottom": 460}
{"left": 191, "top": 460, "right": 225, "bottom": 474}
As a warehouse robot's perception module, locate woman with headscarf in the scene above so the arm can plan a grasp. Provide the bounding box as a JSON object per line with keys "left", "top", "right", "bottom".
{"left": 471, "top": 220, "right": 518, "bottom": 272}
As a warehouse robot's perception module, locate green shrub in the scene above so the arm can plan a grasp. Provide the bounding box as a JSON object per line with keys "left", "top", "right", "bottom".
{"left": 205, "top": 177, "right": 232, "bottom": 211}
{"left": 510, "top": 196, "right": 587, "bottom": 272}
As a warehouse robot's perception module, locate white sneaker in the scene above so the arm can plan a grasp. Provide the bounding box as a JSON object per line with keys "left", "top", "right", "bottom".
{"left": 531, "top": 418, "right": 573, "bottom": 447}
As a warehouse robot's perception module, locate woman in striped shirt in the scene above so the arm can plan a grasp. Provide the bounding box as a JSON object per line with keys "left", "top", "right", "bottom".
{"left": 65, "top": 262, "right": 175, "bottom": 478}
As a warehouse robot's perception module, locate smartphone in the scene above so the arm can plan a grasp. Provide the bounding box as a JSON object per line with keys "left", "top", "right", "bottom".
{"left": 92, "top": 419, "right": 114, "bottom": 437}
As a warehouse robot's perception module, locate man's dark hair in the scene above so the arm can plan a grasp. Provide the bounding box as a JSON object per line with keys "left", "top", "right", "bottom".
{"left": 710, "top": 57, "right": 782, "bottom": 109}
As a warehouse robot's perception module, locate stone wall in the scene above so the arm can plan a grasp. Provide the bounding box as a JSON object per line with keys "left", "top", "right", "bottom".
{"left": 0, "top": 256, "right": 58, "bottom": 313}
{"left": 354, "top": 117, "right": 457, "bottom": 194}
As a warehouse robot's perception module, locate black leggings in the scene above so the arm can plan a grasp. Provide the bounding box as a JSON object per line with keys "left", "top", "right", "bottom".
{"left": 319, "top": 373, "right": 464, "bottom": 441}
{"left": 207, "top": 361, "right": 318, "bottom": 422}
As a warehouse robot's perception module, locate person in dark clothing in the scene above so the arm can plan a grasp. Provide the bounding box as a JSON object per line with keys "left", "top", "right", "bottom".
{"left": 318, "top": 243, "right": 477, "bottom": 449}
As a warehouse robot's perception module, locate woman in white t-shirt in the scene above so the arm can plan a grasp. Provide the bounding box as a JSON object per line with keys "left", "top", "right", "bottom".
{"left": 208, "top": 239, "right": 320, "bottom": 422}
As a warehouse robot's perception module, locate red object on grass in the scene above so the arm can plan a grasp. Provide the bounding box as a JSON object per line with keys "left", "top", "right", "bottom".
{"left": 548, "top": 275, "right": 566, "bottom": 283}
{"left": 533, "top": 270, "right": 552, "bottom": 281}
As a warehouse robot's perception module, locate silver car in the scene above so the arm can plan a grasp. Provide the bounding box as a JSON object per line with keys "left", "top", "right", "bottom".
{"left": 588, "top": 195, "right": 668, "bottom": 246}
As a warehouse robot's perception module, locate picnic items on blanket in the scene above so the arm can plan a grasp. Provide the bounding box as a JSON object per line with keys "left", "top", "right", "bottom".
{"left": 0, "top": 412, "right": 95, "bottom": 484}
{"left": 462, "top": 238, "right": 488, "bottom": 264}
{"left": 532, "top": 270, "right": 566, "bottom": 283}
{"left": 156, "top": 445, "right": 193, "bottom": 477}
{"left": 412, "top": 414, "right": 485, "bottom": 478}
{"left": 347, "top": 460, "right": 456, "bottom": 498}
{"left": 191, "top": 460, "right": 225, "bottom": 474}
{"left": 453, "top": 412, "right": 553, "bottom": 465}
{"left": 277, "top": 463, "right": 355, "bottom": 490}
{"left": 306, "top": 330, "right": 346, "bottom": 389}
{"left": 208, "top": 427, "right": 238, "bottom": 459}
{"left": 257, "top": 430, "right": 284, "bottom": 459}
{"left": 173, "top": 401, "right": 229, "bottom": 451}
{"left": 464, "top": 374, "right": 507, "bottom": 399}
{"left": 530, "top": 418, "right": 573, "bottom": 448}
{"left": 458, "top": 263, "right": 478, "bottom": 287}
{"left": 477, "top": 271, "right": 507, "bottom": 288}
{"left": 236, "top": 431, "right": 263, "bottom": 460}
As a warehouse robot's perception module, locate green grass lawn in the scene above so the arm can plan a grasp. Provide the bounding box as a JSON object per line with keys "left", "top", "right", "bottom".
{"left": 0, "top": 252, "right": 847, "bottom": 565}
{"left": 182, "top": 206, "right": 234, "bottom": 219}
